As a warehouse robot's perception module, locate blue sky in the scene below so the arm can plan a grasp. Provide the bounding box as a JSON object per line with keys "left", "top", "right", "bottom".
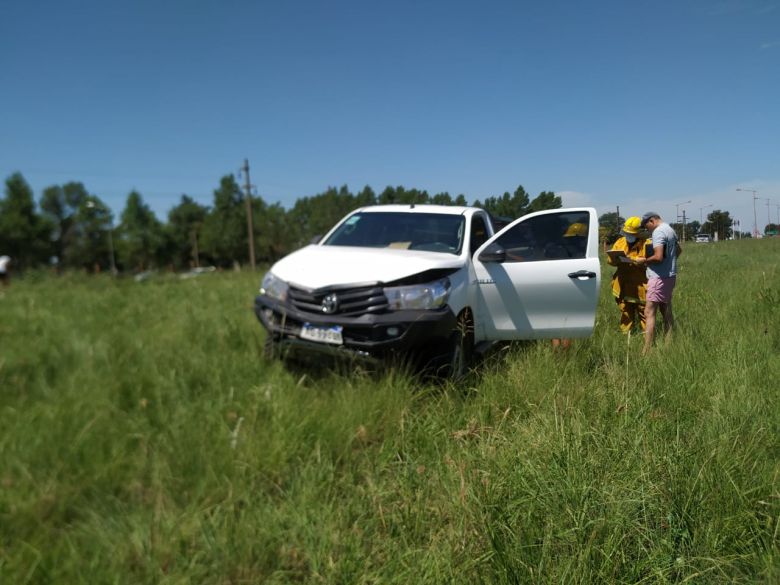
{"left": 2, "top": 0, "right": 779, "bottom": 233}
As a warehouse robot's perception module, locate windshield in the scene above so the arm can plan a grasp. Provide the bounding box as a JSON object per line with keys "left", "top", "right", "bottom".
{"left": 322, "top": 212, "right": 465, "bottom": 255}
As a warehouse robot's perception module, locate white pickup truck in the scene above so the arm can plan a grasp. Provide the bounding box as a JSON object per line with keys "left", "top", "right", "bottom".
{"left": 255, "top": 204, "right": 600, "bottom": 375}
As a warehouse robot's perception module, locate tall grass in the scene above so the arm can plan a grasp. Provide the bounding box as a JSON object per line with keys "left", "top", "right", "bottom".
{"left": 1, "top": 239, "right": 778, "bottom": 583}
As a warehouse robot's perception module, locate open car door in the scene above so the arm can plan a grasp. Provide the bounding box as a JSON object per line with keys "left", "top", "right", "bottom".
{"left": 472, "top": 208, "right": 600, "bottom": 340}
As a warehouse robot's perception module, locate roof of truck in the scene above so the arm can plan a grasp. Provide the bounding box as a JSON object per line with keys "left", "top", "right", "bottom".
{"left": 355, "top": 204, "right": 476, "bottom": 215}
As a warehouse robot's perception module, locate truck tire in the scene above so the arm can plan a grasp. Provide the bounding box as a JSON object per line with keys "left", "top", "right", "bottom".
{"left": 444, "top": 311, "right": 474, "bottom": 380}
{"left": 263, "top": 334, "right": 280, "bottom": 360}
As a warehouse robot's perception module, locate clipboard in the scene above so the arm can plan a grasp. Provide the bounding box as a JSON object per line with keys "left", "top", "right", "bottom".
{"left": 607, "top": 249, "right": 633, "bottom": 264}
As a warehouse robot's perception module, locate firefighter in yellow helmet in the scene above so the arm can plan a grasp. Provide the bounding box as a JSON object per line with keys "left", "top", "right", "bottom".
{"left": 607, "top": 216, "right": 649, "bottom": 333}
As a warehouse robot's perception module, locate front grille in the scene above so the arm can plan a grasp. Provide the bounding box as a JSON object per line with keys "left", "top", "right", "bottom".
{"left": 288, "top": 285, "right": 389, "bottom": 317}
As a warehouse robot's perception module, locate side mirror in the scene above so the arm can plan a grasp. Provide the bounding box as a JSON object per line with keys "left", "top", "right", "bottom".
{"left": 478, "top": 243, "right": 506, "bottom": 263}
{"left": 310, "top": 234, "right": 322, "bottom": 245}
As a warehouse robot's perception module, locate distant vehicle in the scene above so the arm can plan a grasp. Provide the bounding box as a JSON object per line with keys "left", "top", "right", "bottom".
{"left": 695, "top": 234, "right": 712, "bottom": 243}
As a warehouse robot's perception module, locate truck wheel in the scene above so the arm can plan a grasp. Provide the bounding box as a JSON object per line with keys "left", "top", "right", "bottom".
{"left": 444, "top": 312, "right": 474, "bottom": 379}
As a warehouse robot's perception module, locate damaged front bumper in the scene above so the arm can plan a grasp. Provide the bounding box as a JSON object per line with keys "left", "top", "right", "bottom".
{"left": 254, "top": 294, "right": 457, "bottom": 365}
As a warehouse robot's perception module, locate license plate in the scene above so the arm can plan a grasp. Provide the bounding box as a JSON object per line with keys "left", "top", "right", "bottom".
{"left": 300, "top": 323, "right": 343, "bottom": 345}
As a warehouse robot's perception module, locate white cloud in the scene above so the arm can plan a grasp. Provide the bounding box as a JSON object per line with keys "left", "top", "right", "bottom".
{"left": 557, "top": 190, "right": 593, "bottom": 208}
{"left": 760, "top": 40, "right": 780, "bottom": 49}
{"left": 559, "top": 190, "right": 649, "bottom": 221}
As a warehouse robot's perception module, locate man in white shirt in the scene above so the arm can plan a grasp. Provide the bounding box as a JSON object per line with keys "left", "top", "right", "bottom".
{"left": 633, "top": 213, "right": 682, "bottom": 354}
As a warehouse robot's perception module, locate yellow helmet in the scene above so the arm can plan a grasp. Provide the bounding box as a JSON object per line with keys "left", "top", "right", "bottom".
{"left": 621, "top": 216, "right": 642, "bottom": 236}
{"left": 564, "top": 222, "right": 588, "bottom": 237}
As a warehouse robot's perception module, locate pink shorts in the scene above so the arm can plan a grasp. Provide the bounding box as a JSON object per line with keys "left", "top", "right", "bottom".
{"left": 646, "top": 276, "right": 676, "bottom": 304}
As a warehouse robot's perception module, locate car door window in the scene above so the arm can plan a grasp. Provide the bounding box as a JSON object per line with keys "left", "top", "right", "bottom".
{"left": 493, "top": 211, "right": 590, "bottom": 262}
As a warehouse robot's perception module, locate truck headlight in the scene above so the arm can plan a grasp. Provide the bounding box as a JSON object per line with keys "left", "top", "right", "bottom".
{"left": 260, "top": 272, "right": 289, "bottom": 302}
{"left": 384, "top": 278, "right": 450, "bottom": 311}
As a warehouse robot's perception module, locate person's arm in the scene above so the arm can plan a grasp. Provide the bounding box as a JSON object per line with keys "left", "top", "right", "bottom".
{"left": 641, "top": 245, "right": 664, "bottom": 264}
{"left": 635, "top": 235, "right": 664, "bottom": 266}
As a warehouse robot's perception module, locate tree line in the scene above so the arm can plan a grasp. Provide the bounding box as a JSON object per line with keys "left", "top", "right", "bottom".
{"left": 0, "top": 172, "right": 562, "bottom": 273}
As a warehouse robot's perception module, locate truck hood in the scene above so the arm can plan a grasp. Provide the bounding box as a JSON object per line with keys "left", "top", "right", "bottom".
{"left": 270, "top": 245, "right": 464, "bottom": 290}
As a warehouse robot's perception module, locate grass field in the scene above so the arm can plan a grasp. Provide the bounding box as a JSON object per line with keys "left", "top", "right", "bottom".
{"left": 1, "top": 238, "right": 778, "bottom": 583}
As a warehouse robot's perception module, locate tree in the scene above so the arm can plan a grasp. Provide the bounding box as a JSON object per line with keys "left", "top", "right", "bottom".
{"left": 255, "top": 202, "right": 294, "bottom": 262}
{"left": 703, "top": 210, "right": 733, "bottom": 241}
{"left": 474, "top": 185, "right": 530, "bottom": 219}
{"left": 166, "top": 195, "right": 209, "bottom": 269}
{"left": 430, "top": 191, "right": 454, "bottom": 205}
{"left": 40, "top": 181, "right": 92, "bottom": 267}
{"left": 599, "top": 212, "right": 624, "bottom": 232}
{"left": 0, "top": 172, "right": 52, "bottom": 270}
{"left": 116, "top": 191, "right": 164, "bottom": 271}
{"left": 527, "top": 190, "right": 562, "bottom": 213}
{"left": 40, "top": 182, "right": 120, "bottom": 271}
{"left": 200, "top": 175, "right": 251, "bottom": 266}
{"left": 287, "top": 185, "right": 363, "bottom": 248}
{"left": 764, "top": 223, "right": 779, "bottom": 237}
{"left": 64, "top": 196, "right": 114, "bottom": 271}
{"left": 378, "top": 185, "right": 429, "bottom": 205}
{"left": 671, "top": 219, "right": 703, "bottom": 240}
{"left": 598, "top": 212, "right": 624, "bottom": 245}
{"left": 355, "top": 185, "right": 377, "bottom": 208}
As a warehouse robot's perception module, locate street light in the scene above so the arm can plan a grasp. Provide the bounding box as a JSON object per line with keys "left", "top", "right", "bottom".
{"left": 736, "top": 188, "right": 759, "bottom": 238}
{"left": 675, "top": 200, "right": 691, "bottom": 240}
{"left": 675, "top": 200, "right": 691, "bottom": 223}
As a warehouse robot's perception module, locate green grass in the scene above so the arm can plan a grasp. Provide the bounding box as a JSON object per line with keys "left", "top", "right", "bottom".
{"left": 1, "top": 239, "right": 778, "bottom": 583}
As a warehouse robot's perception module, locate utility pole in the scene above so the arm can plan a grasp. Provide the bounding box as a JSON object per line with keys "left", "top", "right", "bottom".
{"left": 776, "top": 204, "right": 780, "bottom": 235}
{"left": 682, "top": 209, "right": 687, "bottom": 241}
{"left": 242, "top": 158, "right": 256, "bottom": 270}
{"left": 766, "top": 199, "right": 771, "bottom": 236}
{"left": 674, "top": 200, "right": 691, "bottom": 239}
{"left": 736, "top": 188, "right": 759, "bottom": 238}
